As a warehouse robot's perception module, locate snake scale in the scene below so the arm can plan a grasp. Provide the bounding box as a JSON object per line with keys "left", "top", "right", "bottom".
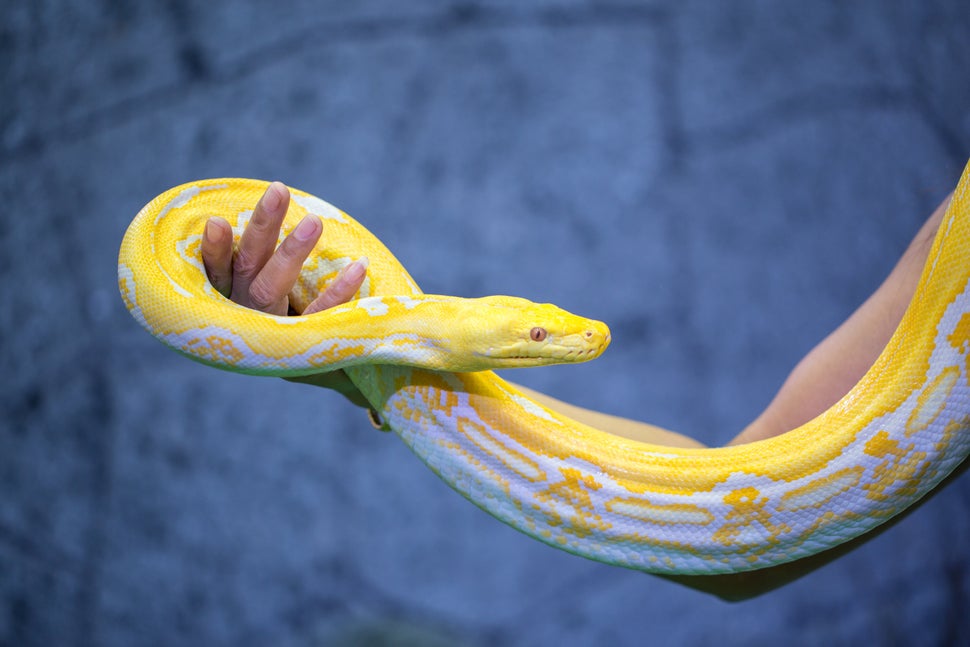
{"left": 119, "top": 162, "right": 970, "bottom": 575}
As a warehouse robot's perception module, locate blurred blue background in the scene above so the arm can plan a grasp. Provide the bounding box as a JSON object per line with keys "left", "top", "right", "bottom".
{"left": 2, "top": 1, "right": 970, "bottom": 645}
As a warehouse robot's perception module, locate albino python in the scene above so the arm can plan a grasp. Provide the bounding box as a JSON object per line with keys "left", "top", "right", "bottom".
{"left": 118, "top": 163, "right": 970, "bottom": 575}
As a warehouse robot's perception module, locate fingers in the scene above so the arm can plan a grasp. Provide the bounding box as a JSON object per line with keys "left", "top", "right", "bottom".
{"left": 199, "top": 181, "right": 363, "bottom": 318}
{"left": 304, "top": 258, "right": 368, "bottom": 315}
{"left": 201, "top": 217, "right": 234, "bottom": 297}
{"left": 230, "top": 181, "right": 290, "bottom": 310}
{"left": 248, "top": 215, "right": 322, "bottom": 314}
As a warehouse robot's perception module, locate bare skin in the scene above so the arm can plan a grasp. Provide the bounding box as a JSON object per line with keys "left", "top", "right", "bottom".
{"left": 201, "top": 181, "right": 369, "bottom": 316}
{"left": 201, "top": 182, "right": 952, "bottom": 597}
{"left": 730, "top": 197, "right": 947, "bottom": 445}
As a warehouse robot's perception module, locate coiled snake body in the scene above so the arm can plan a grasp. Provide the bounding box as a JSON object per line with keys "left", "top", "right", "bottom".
{"left": 119, "top": 164, "right": 970, "bottom": 575}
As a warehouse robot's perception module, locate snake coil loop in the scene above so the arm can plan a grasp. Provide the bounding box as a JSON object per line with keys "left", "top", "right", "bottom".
{"left": 119, "top": 168, "right": 970, "bottom": 575}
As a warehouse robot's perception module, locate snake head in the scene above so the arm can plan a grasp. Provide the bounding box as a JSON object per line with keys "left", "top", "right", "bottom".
{"left": 464, "top": 296, "right": 611, "bottom": 368}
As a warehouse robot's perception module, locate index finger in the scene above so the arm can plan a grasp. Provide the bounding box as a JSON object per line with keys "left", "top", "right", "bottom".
{"left": 229, "top": 182, "right": 289, "bottom": 308}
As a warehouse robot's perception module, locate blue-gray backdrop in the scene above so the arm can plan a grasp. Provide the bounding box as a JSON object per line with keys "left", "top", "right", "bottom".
{"left": 3, "top": 1, "right": 970, "bottom": 645}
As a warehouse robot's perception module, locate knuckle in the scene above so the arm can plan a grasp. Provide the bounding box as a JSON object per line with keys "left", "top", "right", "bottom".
{"left": 247, "top": 217, "right": 273, "bottom": 237}
{"left": 247, "top": 278, "right": 277, "bottom": 310}
{"left": 248, "top": 205, "right": 275, "bottom": 230}
{"left": 204, "top": 267, "right": 225, "bottom": 288}
{"left": 314, "top": 293, "right": 339, "bottom": 312}
{"left": 329, "top": 280, "right": 356, "bottom": 304}
{"left": 232, "top": 251, "right": 260, "bottom": 278}
{"left": 277, "top": 237, "right": 302, "bottom": 263}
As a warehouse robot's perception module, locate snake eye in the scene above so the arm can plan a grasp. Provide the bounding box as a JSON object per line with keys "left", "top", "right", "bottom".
{"left": 530, "top": 327, "right": 547, "bottom": 342}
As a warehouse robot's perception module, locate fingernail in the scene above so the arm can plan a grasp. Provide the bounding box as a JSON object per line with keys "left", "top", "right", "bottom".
{"left": 343, "top": 257, "right": 369, "bottom": 282}
{"left": 293, "top": 215, "right": 319, "bottom": 241}
{"left": 263, "top": 183, "right": 282, "bottom": 211}
{"left": 204, "top": 219, "right": 223, "bottom": 243}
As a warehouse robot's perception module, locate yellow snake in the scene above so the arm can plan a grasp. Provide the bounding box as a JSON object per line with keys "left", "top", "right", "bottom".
{"left": 118, "top": 163, "right": 970, "bottom": 575}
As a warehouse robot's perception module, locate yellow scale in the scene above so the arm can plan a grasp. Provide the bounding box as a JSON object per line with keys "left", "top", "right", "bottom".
{"left": 119, "top": 162, "right": 970, "bottom": 576}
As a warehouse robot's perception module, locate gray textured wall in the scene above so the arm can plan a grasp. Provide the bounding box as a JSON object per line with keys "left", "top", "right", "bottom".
{"left": 3, "top": 1, "right": 970, "bottom": 645}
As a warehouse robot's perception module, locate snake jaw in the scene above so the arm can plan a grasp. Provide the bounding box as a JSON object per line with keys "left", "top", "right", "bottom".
{"left": 465, "top": 297, "right": 611, "bottom": 368}
{"left": 488, "top": 329, "right": 610, "bottom": 367}
{"left": 546, "top": 321, "right": 612, "bottom": 363}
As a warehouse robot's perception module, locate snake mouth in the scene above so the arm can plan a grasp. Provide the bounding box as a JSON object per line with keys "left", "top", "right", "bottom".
{"left": 458, "top": 298, "right": 611, "bottom": 368}
{"left": 491, "top": 328, "right": 610, "bottom": 366}
{"left": 502, "top": 352, "right": 595, "bottom": 361}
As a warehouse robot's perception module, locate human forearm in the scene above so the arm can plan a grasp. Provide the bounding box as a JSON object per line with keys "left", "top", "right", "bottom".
{"left": 511, "top": 384, "right": 707, "bottom": 449}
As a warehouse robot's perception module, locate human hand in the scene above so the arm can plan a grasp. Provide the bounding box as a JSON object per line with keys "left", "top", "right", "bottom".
{"left": 200, "top": 181, "right": 371, "bottom": 406}
{"left": 200, "top": 181, "right": 367, "bottom": 315}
